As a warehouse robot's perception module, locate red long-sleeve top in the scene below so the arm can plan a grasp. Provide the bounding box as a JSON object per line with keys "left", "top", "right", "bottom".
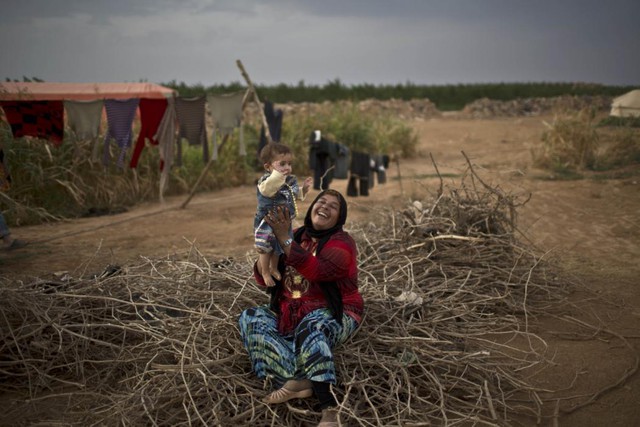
{"left": 254, "top": 229, "right": 364, "bottom": 334}
{"left": 129, "top": 98, "right": 168, "bottom": 168}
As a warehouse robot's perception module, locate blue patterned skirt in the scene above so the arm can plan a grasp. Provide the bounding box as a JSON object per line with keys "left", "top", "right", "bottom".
{"left": 238, "top": 306, "right": 359, "bottom": 387}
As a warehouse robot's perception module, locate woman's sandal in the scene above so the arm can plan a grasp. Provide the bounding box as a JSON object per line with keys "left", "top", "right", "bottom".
{"left": 261, "top": 387, "right": 313, "bottom": 404}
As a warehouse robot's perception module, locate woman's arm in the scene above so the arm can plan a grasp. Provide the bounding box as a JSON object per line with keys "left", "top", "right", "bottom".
{"left": 288, "top": 236, "right": 354, "bottom": 282}
{"left": 265, "top": 206, "right": 356, "bottom": 281}
{"left": 264, "top": 205, "right": 293, "bottom": 257}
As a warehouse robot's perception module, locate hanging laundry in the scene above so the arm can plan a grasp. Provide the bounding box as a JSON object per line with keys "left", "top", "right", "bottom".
{"left": 257, "top": 99, "right": 284, "bottom": 162}
{"left": 64, "top": 99, "right": 104, "bottom": 161}
{"left": 308, "top": 130, "right": 321, "bottom": 170}
{"left": 129, "top": 98, "right": 168, "bottom": 169}
{"left": 154, "top": 98, "right": 177, "bottom": 199}
{"left": 175, "top": 96, "right": 208, "bottom": 164}
{"left": 0, "top": 149, "right": 11, "bottom": 192}
{"left": 333, "top": 144, "right": 350, "bottom": 179}
{"left": 154, "top": 97, "right": 177, "bottom": 171}
{"left": 207, "top": 91, "right": 245, "bottom": 160}
{"left": 368, "top": 157, "right": 376, "bottom": 190}
{"left": 308, "top": 130, "right": 337, "bottom": 190}
{"left": 0, "top": 100, "right": 64, "bottom": 145}
{"left": 64, "top": 99, "right": 103, "bottom": 140}
{"left": 102, "top": 98, "right": 139, "bottom": 168}
{"left": 346, "top": 151, "right": 371, "bottom": 197}
{"left": 374, "top": 154, "right": 388, "bottom": 184}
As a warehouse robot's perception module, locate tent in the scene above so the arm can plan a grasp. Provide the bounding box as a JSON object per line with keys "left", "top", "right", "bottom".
{"left": 610, "top": 89, "right": 640, "bottom": 118}
{"left": 0, "top": 82, "right": 178, "bottom": 198}
{"left": 0, "top": 82, "right": 175, "bottom": 101}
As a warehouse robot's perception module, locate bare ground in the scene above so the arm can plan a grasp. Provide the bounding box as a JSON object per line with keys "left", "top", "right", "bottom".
{"left": 1, "top": 114, "right": 639, "bottom": 426}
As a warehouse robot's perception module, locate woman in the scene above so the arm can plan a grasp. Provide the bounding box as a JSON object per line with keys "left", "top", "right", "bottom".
{"left": 239, "top": 189, "right": 363, "bottom": 427}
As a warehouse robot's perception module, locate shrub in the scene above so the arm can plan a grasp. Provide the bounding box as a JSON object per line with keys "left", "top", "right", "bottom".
{"left": 533, "top": 109, "right": 599, "bottom": 172}
{"left": 532, "top": 109, "right": 640, "bottom": 176}
{"left": 595, "top": 128, "right": 640, "bottom": 170}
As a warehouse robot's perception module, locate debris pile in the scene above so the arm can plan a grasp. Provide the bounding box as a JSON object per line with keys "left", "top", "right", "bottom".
{"left": 461, "top": 95, "right": 611, "bottom": 118}
{"left": 0, "top": 162, "right": 580, "bottom": 426}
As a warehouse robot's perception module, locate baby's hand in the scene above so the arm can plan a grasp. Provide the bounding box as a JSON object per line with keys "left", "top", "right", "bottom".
{"left": 302, "top": 177, "right": 312, "bottom": 193}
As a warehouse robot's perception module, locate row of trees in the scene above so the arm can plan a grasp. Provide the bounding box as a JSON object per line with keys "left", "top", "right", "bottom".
{"left": 6, "top": 76, "right": 634, "bottom": 111}
{"left": 165, "top": 79, "right": 634, "bottom": 111}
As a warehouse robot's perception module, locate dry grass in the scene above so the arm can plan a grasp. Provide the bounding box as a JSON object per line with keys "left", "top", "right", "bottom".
{"left": 533, "top": 109, "right": 599, "bottom": 173}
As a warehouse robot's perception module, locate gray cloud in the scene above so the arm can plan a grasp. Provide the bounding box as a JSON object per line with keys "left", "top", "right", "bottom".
{"left": 1, "top": 0, "right": 638, "bottom": 86}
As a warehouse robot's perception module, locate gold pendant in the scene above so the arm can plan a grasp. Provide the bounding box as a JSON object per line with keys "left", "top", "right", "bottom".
{"left": 291, "top": 290, "right": 302, "bottom": 299}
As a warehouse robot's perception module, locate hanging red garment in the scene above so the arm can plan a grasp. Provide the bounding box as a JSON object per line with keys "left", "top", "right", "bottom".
{"left": 129, "top": 98, "right": 168, "bottom": 169}
{"left": 0, "top": 100, "right": 64, "bottom": 145}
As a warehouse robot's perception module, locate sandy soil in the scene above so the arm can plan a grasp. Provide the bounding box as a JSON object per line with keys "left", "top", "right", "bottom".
{"left": 1, "top": 114, "right": 639, "bottom": 426}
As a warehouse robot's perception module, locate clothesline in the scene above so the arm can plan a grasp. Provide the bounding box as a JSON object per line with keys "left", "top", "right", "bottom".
{"left": 0, "top": 92, "right": 248, "bottom": 171}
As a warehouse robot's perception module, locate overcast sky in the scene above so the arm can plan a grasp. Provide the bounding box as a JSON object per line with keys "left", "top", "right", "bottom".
{"left": 1, "top": 0, "right": 639, "bottom": 87}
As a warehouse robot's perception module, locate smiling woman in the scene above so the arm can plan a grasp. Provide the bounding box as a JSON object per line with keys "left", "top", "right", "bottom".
{"left": 239, "top": 189, "right": 364, "bottom": 427}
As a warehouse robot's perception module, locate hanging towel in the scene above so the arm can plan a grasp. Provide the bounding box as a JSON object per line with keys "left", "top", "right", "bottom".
{"left": 64, "top": 99, "right": 104, "bottom": 161}
{"left": 64, "top": 99, "right": 103, "bottom": 140}
{"left": 102, "top": 98, "right": 139, "bottom": 168}
{"left": 0, "top": 100, "right": 64, "bottom": 145}
{"left": 175, "top": 96, "right": 208, "bottom": 164}
{"left": 129, "top": 98, "right": 168, "bottom": 169}
{"left": 207, "top": 91, "right": 245, "bottom": 160}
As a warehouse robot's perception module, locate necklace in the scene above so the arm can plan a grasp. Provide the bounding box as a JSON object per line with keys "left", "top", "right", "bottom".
{"left": 285, "top": 183, "right": 298, "bottom": 218}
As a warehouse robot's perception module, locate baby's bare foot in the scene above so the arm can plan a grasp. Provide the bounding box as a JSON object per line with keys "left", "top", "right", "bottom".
{"left": 263, "top": 274, "right": 275, "bottom": 287}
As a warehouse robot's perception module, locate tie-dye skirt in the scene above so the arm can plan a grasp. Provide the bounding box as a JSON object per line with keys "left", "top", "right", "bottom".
{"left": 238, "top": 306, "right": 359, "bottom": 388}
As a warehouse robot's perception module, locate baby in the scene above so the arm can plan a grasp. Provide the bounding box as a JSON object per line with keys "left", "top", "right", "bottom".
{"left": 254, "top": 143, "right": 312, "bottom": 286}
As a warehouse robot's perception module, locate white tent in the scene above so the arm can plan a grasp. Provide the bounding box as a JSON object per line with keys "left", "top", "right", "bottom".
{"left": 610, "top": 89, "right": 640, "bottom": 117}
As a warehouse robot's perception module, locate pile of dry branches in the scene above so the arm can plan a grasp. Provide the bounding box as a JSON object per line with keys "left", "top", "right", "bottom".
{"left": 1, "top": 167, "right": 572, "bottom": 426}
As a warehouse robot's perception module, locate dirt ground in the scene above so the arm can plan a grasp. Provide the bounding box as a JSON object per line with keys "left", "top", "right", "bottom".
{"left": 1, "top": 114, "right": 639, "bottom": 426}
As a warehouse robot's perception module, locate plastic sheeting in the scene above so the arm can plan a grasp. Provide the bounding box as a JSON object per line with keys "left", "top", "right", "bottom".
{"left": 610, "top": 89, "right": 640, "bottom": 118}
{"left": 0, "top": 82, "right": 175, "bottom": 101}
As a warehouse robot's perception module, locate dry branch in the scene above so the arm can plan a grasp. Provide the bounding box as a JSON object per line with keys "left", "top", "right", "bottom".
{"left": 0, "top": 166, "right": 631, "bottom": 426}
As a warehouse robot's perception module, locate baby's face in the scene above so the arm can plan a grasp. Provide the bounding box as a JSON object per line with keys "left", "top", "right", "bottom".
{"left": 268, "top": 153, "right": 293, "bottom": 175}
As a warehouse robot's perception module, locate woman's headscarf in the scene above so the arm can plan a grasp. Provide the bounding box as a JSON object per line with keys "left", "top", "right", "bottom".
{"left": 292, "top": 189, "right": 349, "bottom": 324}
{"left": 301, "top": 189, "right": 348, "bottom": 244}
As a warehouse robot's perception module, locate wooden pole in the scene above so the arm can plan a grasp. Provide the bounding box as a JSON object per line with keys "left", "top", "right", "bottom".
{"left": 180, "top": 134, "right": 230, "bottom": 209}
{"left": 236, "top": 59, "right": 273, "bottom": 144}
{"left": 395, "top": 154, "right": 404, "bottom": 196}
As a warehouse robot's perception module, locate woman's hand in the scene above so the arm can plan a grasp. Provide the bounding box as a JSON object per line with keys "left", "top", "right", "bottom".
{"left": 265, "top": 205, "right": 291, "bottom": 244}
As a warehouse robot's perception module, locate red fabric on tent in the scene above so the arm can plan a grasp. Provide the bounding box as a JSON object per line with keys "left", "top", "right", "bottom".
{"left": 0, "top": 82, "right": 176, "bottom": 101}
